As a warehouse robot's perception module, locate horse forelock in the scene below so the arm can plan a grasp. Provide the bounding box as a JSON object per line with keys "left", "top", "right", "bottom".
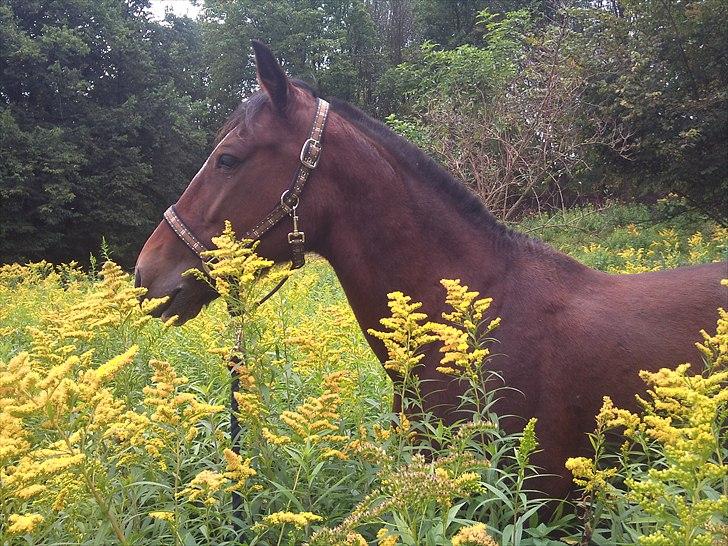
{"left": 214, "top": 80, "right": 320, "bottom": 146}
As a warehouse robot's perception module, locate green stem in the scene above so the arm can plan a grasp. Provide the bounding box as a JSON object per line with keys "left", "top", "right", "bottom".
{"left": 276, "top": 456, "right": 305, "bottom": 546}
{"left": 174, "top": 436, "right": 181, "bottom": 546}
{"left": 61, "top": 431, "right": 127, "bottom": 544}
{"left": 80, "top": 464, "right": 127, "bottom": 544}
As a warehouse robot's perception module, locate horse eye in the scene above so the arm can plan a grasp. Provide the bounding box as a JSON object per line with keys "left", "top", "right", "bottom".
{"left": 217, "top": 154, "right": 239, "bottom": 169}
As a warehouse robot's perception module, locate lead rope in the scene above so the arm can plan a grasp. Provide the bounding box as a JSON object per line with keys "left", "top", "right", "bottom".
{"left": 231, "top": 100, "right": 328, "bottom": 538}
{"left": 161, "top": 98, "right": 329, "bottom": 539}
{"left": 229, "top": 317, "right": 244, "bottom": 534}
{"left": 228, "top": 271, "right": 290, "bottom": 536}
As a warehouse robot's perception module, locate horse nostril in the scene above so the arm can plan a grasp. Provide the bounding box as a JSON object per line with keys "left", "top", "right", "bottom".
{"left": 134, "top": 267, "right": 142, "bottom": 289}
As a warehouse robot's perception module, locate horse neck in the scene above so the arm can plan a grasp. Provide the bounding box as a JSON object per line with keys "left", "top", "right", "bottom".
{"left": 314, "top": 123, "right": 523, "bottom": 341}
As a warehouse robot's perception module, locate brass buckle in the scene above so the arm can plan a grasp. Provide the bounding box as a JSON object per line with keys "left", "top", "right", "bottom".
{"left": 300, "top": 138, "right": 321, "bottom": 169}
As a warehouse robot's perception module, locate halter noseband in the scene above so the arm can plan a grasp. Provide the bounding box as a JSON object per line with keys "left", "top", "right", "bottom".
{"left": 162, "top": 98, "right": 330, "bottom": 280}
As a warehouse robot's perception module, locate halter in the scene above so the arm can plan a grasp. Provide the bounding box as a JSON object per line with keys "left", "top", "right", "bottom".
{"left": 163, "top": 98, "right": 330, "bottom": 293}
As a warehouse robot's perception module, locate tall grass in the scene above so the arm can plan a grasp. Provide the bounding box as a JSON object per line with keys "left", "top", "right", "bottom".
{"left": 1, "top": 204, "right": 726, "bottom": 545}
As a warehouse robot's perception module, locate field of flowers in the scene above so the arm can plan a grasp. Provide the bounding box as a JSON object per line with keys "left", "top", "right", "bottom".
{"left": 1, "top": 203, "right": 726, "bottom": 546}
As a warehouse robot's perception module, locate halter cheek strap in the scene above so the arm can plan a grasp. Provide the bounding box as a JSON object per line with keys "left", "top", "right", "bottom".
{"left": 164, "top": 205, "right": 215, "bottom": 275}
{"left": 162, "top": 98, "right": 330, "bottom": 280}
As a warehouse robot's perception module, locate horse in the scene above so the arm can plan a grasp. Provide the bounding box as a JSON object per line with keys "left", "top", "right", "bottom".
{"left": 134, "top": 41, "right": 728, "bottom": 500}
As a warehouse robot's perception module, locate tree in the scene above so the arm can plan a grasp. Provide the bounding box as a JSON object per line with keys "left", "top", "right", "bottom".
{"left": 384, "top": 11, "right": 632, "bottom": 218}
{"left": 568, "top": 0, "right": 728, "bottom": 222}
{"left": 413, "top": 0, "right": 487, "bottom": 47}
{"left": 0, "top": 0, "right": 209, "bottom": 265}
{"left": 201, "top": 0, "right": 385, "bottom": 114}
{"left": 367, "top": 0, "right": 417, "bottom": 65}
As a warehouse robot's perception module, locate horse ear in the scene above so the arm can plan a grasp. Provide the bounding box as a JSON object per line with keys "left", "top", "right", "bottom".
{"left": 252, "top": 40, "right": 288, "bottom": 112}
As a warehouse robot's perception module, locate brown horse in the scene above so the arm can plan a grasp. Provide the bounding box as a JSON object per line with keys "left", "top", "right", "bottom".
{"left": 135, "top": 42, "right": 728, "bottom": 499}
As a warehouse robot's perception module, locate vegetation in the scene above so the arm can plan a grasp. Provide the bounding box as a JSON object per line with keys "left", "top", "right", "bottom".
{"left": 1, "top": 0, "right": 726, "bottom": 266}
{"left": 0, "top": 0, "right": 209, "bottom": 265}
{"left": 1, "top": 206, "right": 726, "bottom": 545}
{"left": 1, "top": 0, "right": 726, "bottom": 542}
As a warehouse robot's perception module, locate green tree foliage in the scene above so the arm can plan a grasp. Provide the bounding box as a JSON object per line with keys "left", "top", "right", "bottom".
{"left": 201, "top": 0, "right": 385, "bottom": 115}
{"left": 380, "top": 2, "right": 727, "bottom": 222}
{"left": 381, "top": 11, "right": 636, "bottom": 218}
{"left": 0, "top": 0, "right": 209, "bottom": 266}
{"left": 1, "top": 0, "right": 725, "bottom": 266}
{"left": 414, "top": 0, "right": 488, "bottom": 47}
{"left": 568, "top": 0, "right": 728, "bottom": 223}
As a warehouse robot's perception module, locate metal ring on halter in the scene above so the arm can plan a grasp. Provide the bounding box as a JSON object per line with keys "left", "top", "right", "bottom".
{"left": 280, "top": 190, "right": 299, "bottom": 213}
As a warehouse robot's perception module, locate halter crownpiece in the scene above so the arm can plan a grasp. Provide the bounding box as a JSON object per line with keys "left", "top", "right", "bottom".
{"left": 163, "top": 97, "right": 330, "bottom": 277}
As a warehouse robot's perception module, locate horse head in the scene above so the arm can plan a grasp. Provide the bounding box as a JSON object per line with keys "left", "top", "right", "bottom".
{"left": 135, "top": 42, "right": 337, "bottom": 323}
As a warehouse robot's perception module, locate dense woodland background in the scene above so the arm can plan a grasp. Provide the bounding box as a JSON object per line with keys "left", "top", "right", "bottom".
{"left": 1, "top": 0, "right": 726, "bottom": 266}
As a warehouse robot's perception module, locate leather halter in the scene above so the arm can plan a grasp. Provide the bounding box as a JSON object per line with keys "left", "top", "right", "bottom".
{"left": 162, "top": 98, "right": 330, "bottom": 282}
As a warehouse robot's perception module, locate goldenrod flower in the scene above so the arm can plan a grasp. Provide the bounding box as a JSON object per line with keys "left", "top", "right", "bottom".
{"left": 234, "top": 391, "right": 267, "bottom": 424}
{"left": 321, "top": 448, "right": 349, "bottom": 460}
{"left": 377, "top": 527, "right": 400, "bottom": 546}
{"left": 223, "top": 448, "right": 256, "bottom": 492}
{"left": 178, "top": 470, "right": 227, "bottom": 506}
{"left": 277, "top": 372, "right": 347, "bottom": 443}
{"left": 15, "top": 483, "right": 46, "bottom": 500}
{"left": 344, "top": 532, "right": 368, "bottom": 545}
{"left": 565, "top": 457, "right": 616, "bottom": 492}
{"left": 6, "top": 513, "right": 44, "bottom": 535}
{"left": 255, "top": 510, "right": 322, "bottom": 529}
{"left": 261, "top": 427, "right": 292, "bottom": 445}
{"left": 368, "top": 292, "right": 436, "bottom": 376}
{"left": 451, "top": 523, "right": 497, "bottom": 546}
{"left": 149, "top": 511, "right": 176, "bottom": 523}
{"left": 430, "top": 279, "right": 500, "bottom": 384}
{"left": 596, "top": 396, "right": 641, "bottom": 437}
{"left": 372, "top": 423, "right": 392, "bottom": 441}
{"left": 91, "top": 345, "right": 138, "bottom": 384}
{"left": 189, "top": 221, "right": 289, "bottom": 303}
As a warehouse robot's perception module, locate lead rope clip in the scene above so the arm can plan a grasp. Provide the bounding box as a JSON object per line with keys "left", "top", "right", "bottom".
{"left": 287, "top": 205, "right": 305, "bottom": 245}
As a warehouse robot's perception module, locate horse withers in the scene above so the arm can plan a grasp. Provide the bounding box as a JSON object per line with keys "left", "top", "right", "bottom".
{"left": 135, "top": 41, "right": 728, "bottom": 500}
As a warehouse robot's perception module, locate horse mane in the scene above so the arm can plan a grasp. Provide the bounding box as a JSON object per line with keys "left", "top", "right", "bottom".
{"left": 218, "top": 81, "right": 552, "bottom": 254}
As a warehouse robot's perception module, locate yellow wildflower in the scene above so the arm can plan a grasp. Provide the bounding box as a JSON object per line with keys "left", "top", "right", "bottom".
{"left": 431, "top": 279, "right": 500, "bottom": 383}
{"left": 373, "top": 423, "right": 392, "bottom": 441}
{"left": 0, "top": 408, "right": 30, "bottom": 463}
{"left": 189, "top": 221, "right": 288, "bottom": 302}
{"left": 344, "top": 532, "right": 368, "bottom": 545}
{"left": 377, "top": 527, "right": 400, "bottom": 546}
{"left": 451, "top": 523, "right": 497, "bottom": 546}
{"left": 90, "top": 345, "right": 138, "bottom": 384}
{"left": 368, "top": 291, "right": 436, "bottom": 376}
{"left": 440, "top": 279, "right": 493, "bottom": 326}
{"left": 397, "top": 411, "right": 411, "bottom": 435}
{"left": 234, "top": 391, "right": 267, "bottom": 423}
{"left": 596, "top": 396, "right": 641, "bottom": 437}
{"left": 565, "top": 456, "right": 616, "bottom": 492}
{"left": 178, "top": 470, "right": 227, "bottom": 506}
{"left": 321, "top": 448, "right": 349, "bottom": 460}
{"left": 6, "top": 513, "right": 44, "bottom": 535}
{"left": 149, "top": 511, "right": 176, "bottom": 523}
{"left": 261, "top": 427, "right": 292, "bottom": 445}
{"left": 256, "top": 510, "right": 322, "bottom": 529}
{"left": 277, "top": 372, "right": 346, "bottom": 442}
{"left": 15, "top": 483, "right": 46, "bottom": 500}
{"left": 223, "top": 448, "right": 256, "bottom": 492}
